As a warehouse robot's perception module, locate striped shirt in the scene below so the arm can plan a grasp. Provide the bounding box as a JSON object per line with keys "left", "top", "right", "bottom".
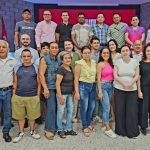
{"left": 107, "top": 22, "right": 128, "bottom": 48}
{"left": 92, "top": 24, "right": 108, "bottom": 45}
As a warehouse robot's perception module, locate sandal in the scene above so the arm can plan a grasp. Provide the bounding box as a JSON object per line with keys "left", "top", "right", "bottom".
{"left": 58, "top": 131, "right": 67, "bottom": 139}
{"left": 83, "top": 128, "right": 90, "bottom": 137}
{"left": 44, "top": 131, "right": 54, "bottom": 140}
{"left": 88, "top": 126, "right": 96, "bottom": 132}
{"left": 65, "top": 130, "right": 78, "bottom": 136}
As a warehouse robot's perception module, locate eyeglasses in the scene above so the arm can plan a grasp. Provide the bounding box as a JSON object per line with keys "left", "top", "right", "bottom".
{"left": 44, "top": 14, "right": 51, "bottom": 16}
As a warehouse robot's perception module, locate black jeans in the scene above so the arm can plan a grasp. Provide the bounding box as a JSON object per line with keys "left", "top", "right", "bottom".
{"left": 114, "top": 88, "right": 139, "bottom": 138}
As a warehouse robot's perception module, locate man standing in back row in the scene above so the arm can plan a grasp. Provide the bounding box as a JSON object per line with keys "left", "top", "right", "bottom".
{"left": 15, "top": 9, "right": 36, "bottom": 49}
{"left": 35, "top": 10, "right": 57, "bottom": 53}
{"left": 55, "top": 11, "right": 73, "bottom": 51}
{"left": 71, "top": 13, "right": 93, "bottom": 52}
{"left": 107, "top": 13, "right": 128, "bottom": 49}
{"left": 92, "top": 13, "right": 108, "bottom": 50}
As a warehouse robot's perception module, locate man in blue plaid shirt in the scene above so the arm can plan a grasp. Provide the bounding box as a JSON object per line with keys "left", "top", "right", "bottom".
{"left": 92, "top": 14, "right": 108, "bottom": 50}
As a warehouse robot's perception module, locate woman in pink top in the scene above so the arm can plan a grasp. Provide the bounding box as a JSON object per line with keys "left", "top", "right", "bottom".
{"left": 125, "top": 16, "right": 145, "bottom": 50}
{"left": 97, "top": 48, "right": 116, "bottom": 138}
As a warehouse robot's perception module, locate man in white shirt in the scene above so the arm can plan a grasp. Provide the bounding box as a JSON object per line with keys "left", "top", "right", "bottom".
{"left": 0, "top": 40, "right": 17, "bottom": 142}
{"left": 71, "top": 13, "right": 93, "bottom": 52}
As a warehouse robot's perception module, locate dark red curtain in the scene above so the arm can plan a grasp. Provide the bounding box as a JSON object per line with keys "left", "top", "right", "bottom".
{"left": 39, "top": 8, "right": 136, "bottom": 25}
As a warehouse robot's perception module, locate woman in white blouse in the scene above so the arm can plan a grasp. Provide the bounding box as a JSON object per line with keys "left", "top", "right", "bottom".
{"left": 114, "top": 45, "right": 140, "bottom": 138}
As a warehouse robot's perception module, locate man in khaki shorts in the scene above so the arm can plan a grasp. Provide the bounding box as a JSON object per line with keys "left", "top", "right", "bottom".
{"left": 12, "top": 49, "right": 41, "bottom": 143}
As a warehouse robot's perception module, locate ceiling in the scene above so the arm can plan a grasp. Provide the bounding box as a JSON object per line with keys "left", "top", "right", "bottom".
{"left": 24, "top": 0, "right": 150, "bottom": 5}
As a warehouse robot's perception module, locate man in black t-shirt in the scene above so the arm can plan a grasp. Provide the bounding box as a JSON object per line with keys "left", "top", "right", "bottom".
{"left": 55, "top": 11, "right": 73, "bottom": 51}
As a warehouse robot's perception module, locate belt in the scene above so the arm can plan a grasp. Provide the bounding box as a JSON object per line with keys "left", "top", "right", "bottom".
{"left": 0, "top": 86, "right": 13, "bottom": 91}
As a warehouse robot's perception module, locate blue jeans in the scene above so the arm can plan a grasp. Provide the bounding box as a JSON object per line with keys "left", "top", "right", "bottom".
{"left": 56, "top": 94, "right": 73, "bottom": 131}
{"left": 45, "top": 89, "right": 57, "bottom": 133}
{"left": 100, "top": 81, "right": 113, "bottom": 124}
{"left": 79, "top": 82, "right": 96, "bottom": 129}
{"left": 93, "top": 98, "right": 101, "bottom": 117}
{"left": 0, "top": 88, "right": 12, "bottom": 133}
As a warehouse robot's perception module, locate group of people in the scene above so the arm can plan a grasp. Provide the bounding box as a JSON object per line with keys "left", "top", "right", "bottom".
{"left": 0, "top": 8, "right": 150, "bottom": 144}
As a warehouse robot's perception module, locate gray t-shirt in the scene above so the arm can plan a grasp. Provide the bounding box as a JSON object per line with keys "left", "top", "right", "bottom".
{"left": 113, "top": 58, "right": 139, "bottom": 91}
{"left": 15, "top": 21, "right": 36, "bottom": 48}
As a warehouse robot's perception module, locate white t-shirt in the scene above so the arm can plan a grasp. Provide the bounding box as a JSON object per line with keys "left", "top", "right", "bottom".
{"left": 113, "top": 58, "right": 139, "bottom": 91}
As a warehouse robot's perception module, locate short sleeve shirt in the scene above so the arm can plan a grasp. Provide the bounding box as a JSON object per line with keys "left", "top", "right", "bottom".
{"left": 114, "top": 58, "right": 139, "bottom": 91}
{"left": 125, "top": 26, "right": 145, "bottom": 44}
{"left": 0, "top": 56, "right": 17, "bottom": 88}
{"left": 15, "top": 64, "right": 38, "bottom": 96}
{"left": 15, "top": 21, "right": 36, "bottom": 48}
{"left": 55, "top": 23, "right": 73, "bottom": 48}
{"left": 108, "top": 22, "right": 128, "bottom": 48}
{"left": 57, "top": 66, "right": 74, "bottom": 95}
{"left": 71, "top": 23, "right": 93, "bottom": 51}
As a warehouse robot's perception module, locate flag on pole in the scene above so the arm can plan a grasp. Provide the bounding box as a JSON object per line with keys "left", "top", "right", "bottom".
{"left": 1, "top": 17, "right": 7, "bottom": 40}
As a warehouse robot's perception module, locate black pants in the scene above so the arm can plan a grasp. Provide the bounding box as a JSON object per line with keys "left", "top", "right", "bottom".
{"left": 114, "top": 88, "right": 139, "bottom": 138}
{"left": 139, "top": 86, "right": 150, "bottom": 129}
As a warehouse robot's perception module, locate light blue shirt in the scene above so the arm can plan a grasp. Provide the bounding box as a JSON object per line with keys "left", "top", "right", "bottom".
{"left": 91, "top": 51, "right": 100, "bottom": 64}
{"left": 14, "top": 46, "right": 39, "bottom": 64}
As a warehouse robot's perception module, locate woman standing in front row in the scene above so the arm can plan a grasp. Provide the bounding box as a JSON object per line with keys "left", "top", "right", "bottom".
{"left": 56, "top": 52, "right": 77, "bottom": 138}
{"left": 138, "top": 43, "right": 150, "bottom": 135}
{"left": 114, "top": 45, "right": 139, "bottom": 138}
{"left": 74, "top": 46, "right": 96, "bottom": 137}
{"left": 97, "top": 48, "right": 116, "bottom": 138}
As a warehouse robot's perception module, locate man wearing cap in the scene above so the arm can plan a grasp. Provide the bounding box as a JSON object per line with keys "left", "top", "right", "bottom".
{"left": 15, "top": 9, "right": 36, "bottom": 49}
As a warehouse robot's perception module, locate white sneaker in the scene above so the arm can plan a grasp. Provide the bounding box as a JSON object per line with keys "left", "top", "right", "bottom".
{"left": 13, "top": 132, "right": 24, "bottom": 143}
{"left": 30, "top": 130, "right": 40, "bottom": 139}
{"left": 105, "top": 129, "right": 117, "bottom": 138}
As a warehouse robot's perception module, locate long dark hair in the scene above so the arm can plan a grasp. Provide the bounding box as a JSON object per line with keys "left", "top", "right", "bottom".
{"left": 98, "top": 47, "right": 114, "bottom": 68}
{"left": 142, "top": 43, "right": 150, "bottom": 61}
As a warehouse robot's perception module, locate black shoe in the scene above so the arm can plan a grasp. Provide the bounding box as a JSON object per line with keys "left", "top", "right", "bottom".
{"left": 3, "top": 133, "right": 12, "bottom": 142}
{"left": 57, "top": 131, "right": 66, "bottom": 139}
{"left": 65, "top": 130, "right": 78, "bottom": 136}
{"left": 141, "top": 128, "right": 146, "bottom": 136}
